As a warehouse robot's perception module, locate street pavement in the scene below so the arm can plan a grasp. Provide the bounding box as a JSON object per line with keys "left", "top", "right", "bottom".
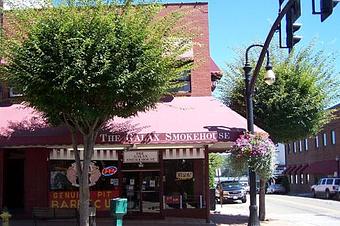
{"left": 3, "top": 194, "right": 340, "bottom": 226}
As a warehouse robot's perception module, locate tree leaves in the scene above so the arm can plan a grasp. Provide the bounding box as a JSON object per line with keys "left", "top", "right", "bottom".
{"left": 216, "top": 44, "right": 339, "bottom": 143}
{"left": 2, "top": 0, "right": 193, "bottom": 131}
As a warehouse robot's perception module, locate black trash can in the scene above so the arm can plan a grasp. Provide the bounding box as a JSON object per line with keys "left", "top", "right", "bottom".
{"left": 209, "top": 188, "right": 216, "bottom": 210}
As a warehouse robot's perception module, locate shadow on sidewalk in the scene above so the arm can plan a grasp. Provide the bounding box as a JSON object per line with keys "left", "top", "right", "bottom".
{"left": 211, "top": 212, "right": 248, "bottom": 225}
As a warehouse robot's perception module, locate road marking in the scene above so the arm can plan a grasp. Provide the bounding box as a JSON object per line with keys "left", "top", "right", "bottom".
{"left": 267, "top": 196, "right": 340, "bottom": 215}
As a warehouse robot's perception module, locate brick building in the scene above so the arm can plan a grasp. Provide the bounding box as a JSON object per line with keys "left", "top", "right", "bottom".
{"left": 284, "top": 104, "right": 340, "bottom": 193}
{"left": 0, "top": 2, "right": 266, "bottom": 221}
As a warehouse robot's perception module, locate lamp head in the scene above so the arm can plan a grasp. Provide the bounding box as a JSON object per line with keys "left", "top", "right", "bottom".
{"left": 264, "top": 64, "right": 275, "bottom": 85}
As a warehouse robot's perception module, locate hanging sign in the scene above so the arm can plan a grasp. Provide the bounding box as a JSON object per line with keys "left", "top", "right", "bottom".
{"left": 176, "top": 171, "right": 193, "bottom": 180}
{"left": 123, "top": 151, "right": 159, "bottom": 163}
{"left": 102, "top": 166, "right": 118, "bottom": 177}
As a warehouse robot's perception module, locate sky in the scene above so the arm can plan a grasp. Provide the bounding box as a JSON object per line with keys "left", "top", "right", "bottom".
{"left": 163, "top": 0, "right": 340, "bottom": 73}
{"left": 4, "top": 0, "right": 340, "bottom": 72}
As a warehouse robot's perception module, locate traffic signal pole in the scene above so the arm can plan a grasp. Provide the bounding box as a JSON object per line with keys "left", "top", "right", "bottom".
{"left": 244, "top": 2, "right": 298, "bottom": 225}
{"left": 249, "top": 0, "right": 297, "bottom": 93}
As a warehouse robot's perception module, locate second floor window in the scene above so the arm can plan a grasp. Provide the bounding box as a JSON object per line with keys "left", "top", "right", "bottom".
{"left": 174, "top": 70, "right": 191, "bottom": 93}
{"left": 315, "top": 136, "right": 319, "bottom": 149}
{"left": 299, "top": 140, "right": 302, "bottom": 152}
{"left": 323, "top": 133, "right": 327, "bottom": 146}
{"left": 304, "top": 138, "right": 308, "bottom": 151}
{"left": 331, "top": 130, "right": 336, "bottom": 145}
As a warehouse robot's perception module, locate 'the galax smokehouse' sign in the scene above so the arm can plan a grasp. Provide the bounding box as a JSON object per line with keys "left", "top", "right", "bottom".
{"left": 99, "top": 131, "right": 239, "bottom": 144}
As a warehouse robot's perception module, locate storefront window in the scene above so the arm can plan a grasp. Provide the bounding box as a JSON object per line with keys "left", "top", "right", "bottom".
{"left": 306, "top": 174, "right": 310, "bottom": 184}
{"left": 49, "top": 160, "right": 120, "bottom": 209}
{"left": 164, "top": 159, "right": 200, "bottom": 209}
{"left": 49, "top": 160, "right": 119, "bottom": 191}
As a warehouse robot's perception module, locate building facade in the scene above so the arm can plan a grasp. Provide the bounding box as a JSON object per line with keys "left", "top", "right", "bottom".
{"left": 0, "top": 2, "right": 264, "bottom": 221}
{"left": 284, "top": 104, "right": 340, "bottom": 193}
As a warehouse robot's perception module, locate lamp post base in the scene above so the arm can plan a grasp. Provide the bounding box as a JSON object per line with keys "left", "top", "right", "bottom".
{"left": 248, "top": 204, "right": 260, "bottom": 226}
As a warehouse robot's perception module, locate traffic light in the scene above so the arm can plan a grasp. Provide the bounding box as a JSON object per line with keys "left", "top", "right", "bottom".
{"left": 286, "top": 0, "right": 302, "bottom": 51}
{"left": 321, "top": 0, "right": 339, "bottom": 22}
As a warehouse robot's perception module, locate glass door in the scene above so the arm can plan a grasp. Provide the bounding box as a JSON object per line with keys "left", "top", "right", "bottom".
{"left": 122, "top": 171, "right": 160, "bottom": 214}
{"left": 141, "top": 171, "right": 160, "bottom": 213}
{"left": 123, "top": 172, "right": 141, "bottom": 212}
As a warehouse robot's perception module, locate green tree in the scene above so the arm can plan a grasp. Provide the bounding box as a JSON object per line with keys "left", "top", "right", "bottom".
{"left": 216, "top": 44, "right": 339, "bottom": 143}
{"left": 1, "top": 1, "right": 192, "bottom": 225}
{"left": 216, "top": 43, "right": 339, "bottom": 221}
{"left": 208, "top": 153, "right": 224, "bottom": 188}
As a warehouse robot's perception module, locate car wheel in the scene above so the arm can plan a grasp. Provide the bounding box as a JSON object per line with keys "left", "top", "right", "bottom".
{"left": 312, "top": 189, "right": 316, "bottom": 198}
{"left": 325, "top": 189, "right": 330, "bottom": 199}
{"left": 242, "top": 197, "right": 247, "bottom": 203}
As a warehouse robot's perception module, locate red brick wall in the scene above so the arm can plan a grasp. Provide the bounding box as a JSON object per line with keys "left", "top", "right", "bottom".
{"left": 24, "top": 148, "right": 49, "bottom": 212}
{"left": 285, "top": 107, "right": 340, "bottom": 192}
{"left": 162, "top": 3, "right": 211, "bottom": 97}
{"left": 286, "top": 108, "right": 340, "bottom": 166}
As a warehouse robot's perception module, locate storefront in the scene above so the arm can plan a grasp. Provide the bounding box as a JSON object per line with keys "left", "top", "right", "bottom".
{"left": 0, "top": 96, "right": 265, "bottom": 220}
{"left": 47, "top": 147, "right": 207, "bottom": 218}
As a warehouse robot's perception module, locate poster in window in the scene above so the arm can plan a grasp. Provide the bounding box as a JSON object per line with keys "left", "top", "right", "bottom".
{"left": 50, "top": 171, "right": 70, "bottom": 190}
{"left": 149, "top": 180, "right": 155, "bottom": 187}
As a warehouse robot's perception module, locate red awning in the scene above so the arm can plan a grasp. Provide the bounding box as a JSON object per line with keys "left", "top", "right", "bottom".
{"left": 0, "top": 96, "right": 266, "bottom": 147}
{"left": 298, "top": 164, "right": 309, "bottom": 174}
{"left": 292, "top": 165, "right": 305, "bottom": 174}
{"left": 285, "top": 165, "right": 297, "bottom": 174}
{"left": 305, "top": 160, "right": 337, "bottom": 175}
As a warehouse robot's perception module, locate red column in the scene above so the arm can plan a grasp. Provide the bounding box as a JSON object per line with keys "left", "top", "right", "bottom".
{"left": 24, "top": 148, "right": 49, "bottom": 213}
{"left": 204, "top": 145, "right": 210, "bottom": 223}
{"left": 159, "top": 150, "right": 164, "bottom": 218}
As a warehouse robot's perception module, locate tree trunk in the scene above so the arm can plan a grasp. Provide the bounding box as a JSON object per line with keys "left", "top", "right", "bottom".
{"left": 78, "top": 132, "right": 95, "bottom": 226}
{"left": 0, "top": 0, "right": 3, "bottom": 28}
{"left": 259, "top": 178, "right": 266, "bottom": 221}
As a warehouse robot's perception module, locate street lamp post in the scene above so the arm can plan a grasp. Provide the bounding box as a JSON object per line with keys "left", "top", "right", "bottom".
{"left": 244, "top": 44, "right": 275, "bottom": 226}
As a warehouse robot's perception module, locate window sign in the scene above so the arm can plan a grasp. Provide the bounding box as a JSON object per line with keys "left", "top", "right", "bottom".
{"left": 67, "top": 162, "right": 101, "bottom": 187}
{"left": 150, "top": 180, "right": 156, "bottom": 188}
{"left": 130, "top": 179, "right": 135, "bottom": 185}
{"left": 110, "top": 178, "right": 119, "bottom": 186}
{"left": 123, "top": 151, "right": 159, "bottom": 163}
{"left": 102, "top": 166, "right": 118, "bottom": 177}
{"left": 176, "top": 171, "right": 193, "bottom": 180}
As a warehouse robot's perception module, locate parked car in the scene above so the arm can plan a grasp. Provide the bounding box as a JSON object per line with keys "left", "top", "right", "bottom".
{"left": 266, "top": 183, "right": 286, "bottom": 194}
{"left": 311, "top": 177, "right": 340, "bottom": 199}
{"left": 240, "top": 181, "right": 250, "bottom": 193}
{"left": 215, "top": 181, "right": 247, "bottom": 203}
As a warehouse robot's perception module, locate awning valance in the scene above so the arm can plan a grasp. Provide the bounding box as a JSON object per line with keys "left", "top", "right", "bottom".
{"left": 163, "top": 148, "right": 205, "bottom": 159}
{"left": 305, "top": 160, "right": 337, "bottom": 175}
{"left": 50, "top": 148, "right": 119, "bottom": 160}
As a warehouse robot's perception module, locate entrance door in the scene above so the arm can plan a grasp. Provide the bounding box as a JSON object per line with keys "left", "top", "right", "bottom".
{"left": 4, "top": 150, "right": 25, "bottom": 212}
{"left": 122, "top": 171, "right": 160, "bottom": 215}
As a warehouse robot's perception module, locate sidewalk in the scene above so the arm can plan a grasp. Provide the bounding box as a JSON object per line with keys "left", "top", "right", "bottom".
{"left": 0, "top": 205, "right": 302, "bottom": 226}
{"left": 1, "top": 217, "right": 215, "bottom": 226}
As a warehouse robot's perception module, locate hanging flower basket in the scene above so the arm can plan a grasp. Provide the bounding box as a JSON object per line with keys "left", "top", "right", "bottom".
{"left": 229, "top": 132, "right": 276, "bottom": 179}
